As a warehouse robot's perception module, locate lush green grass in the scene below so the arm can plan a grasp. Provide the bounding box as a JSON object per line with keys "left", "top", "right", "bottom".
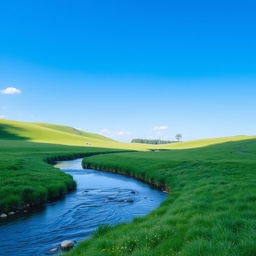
{"left": 2, "top": 119, "right": 256, "bottom": 255}
{"left": 66, "top": 137, "right": 256, "bottom": 256}
{"left": 0, "top": 139, "right": 125, "bottom": 212}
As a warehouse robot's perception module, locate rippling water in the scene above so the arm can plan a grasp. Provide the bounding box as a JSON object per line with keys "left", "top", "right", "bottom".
{"left": 0, "top": 158, "right": 166, "bottom": 256}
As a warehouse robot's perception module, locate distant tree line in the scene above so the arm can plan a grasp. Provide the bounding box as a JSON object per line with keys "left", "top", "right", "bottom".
{"left": 131, "top": 134, "right": 182, "bottom": 144}
{"left": 131, "top": 139, "right": 176, "bottom": 144}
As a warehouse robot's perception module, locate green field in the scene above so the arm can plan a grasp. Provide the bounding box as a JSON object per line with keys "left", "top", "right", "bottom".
{"left": 1, "top": 119, "right": 256, "bottom": 256}
{"left": 0, "top": 119, "right": 132, "bottom": 212}
{"left": 67, "top": 137, "right": 256, "bottom": 256}
{"left": 0, "top": 140, "right": 128, "bottom": 212}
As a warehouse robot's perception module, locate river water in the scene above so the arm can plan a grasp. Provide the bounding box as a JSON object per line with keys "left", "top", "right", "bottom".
{"left": 0, "top": 158, "right": 166, "bottom": 256}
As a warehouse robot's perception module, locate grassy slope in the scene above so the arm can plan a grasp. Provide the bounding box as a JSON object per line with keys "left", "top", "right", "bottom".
{"left": 0, "top": 119, "right": 153, "bottom": 150}
{"left": 67, "top": 137, "right": 256, "bottom": 256}
{"left": 160, "top": 135, "right": 256, "bottom": 149}
{"left": 35, "top": 122, "right": 115, "bottom": 142}
{"left": 0, "top": 119, "right": 135, "bottom": 212}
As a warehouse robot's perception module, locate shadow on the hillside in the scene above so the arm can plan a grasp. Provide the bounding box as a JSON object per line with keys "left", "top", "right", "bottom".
{"left": 0, "top": 124, "right": 29, "bottom": 140}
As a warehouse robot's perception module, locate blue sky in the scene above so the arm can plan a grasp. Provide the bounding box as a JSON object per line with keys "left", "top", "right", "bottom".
{"left": 0, "top": 0, "right": 256, "bottom": 141}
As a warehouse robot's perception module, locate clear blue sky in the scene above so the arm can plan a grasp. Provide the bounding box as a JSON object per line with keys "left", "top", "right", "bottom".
{"left": 0, "top": 0, "right": 255, "bottom": 141}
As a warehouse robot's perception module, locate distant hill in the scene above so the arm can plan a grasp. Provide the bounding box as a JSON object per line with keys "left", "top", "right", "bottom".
{"left": 0, "top": 119, "right": 116, "bottom": 147}
{"left": 160, "top": 135, "right": 256, "bottom": 149}
{"left": 0, "top": 119, "right": 160, "bottom": 150}
{"left": 1, "top": 119, "right": 255, "bottom": 151}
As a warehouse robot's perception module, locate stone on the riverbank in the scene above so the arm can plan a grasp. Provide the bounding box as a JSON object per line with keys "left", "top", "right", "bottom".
{"left": 9, "top": 211, "right": 15, "bottom": 215}
{"left": 60, "top": 240, "right": 74, "bottom": 250}
{"left": 0, "top": 213, "right": 7, "bottom": 218}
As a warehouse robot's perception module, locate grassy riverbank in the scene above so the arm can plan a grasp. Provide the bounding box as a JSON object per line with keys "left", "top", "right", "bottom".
{"left": 67, "top": 137, "right": 256, "bottom": 256}
{"left": 0, "top": 140, "right": 125, "bottom": 213}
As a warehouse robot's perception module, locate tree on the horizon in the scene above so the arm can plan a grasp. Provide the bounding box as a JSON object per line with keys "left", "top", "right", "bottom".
{"left": 175, "top": 134, "right": 182, "bottom": 142}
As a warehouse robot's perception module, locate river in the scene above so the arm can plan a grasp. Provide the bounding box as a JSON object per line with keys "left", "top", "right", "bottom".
{"left": 0, "top": 158, "right": 166, "bottom": 255}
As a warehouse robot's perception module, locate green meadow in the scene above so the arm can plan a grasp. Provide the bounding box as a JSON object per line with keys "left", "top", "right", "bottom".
{"left": 68, "top": 137, "right": 256, "bottom": 256}
{"left": 0, "top": 140, "right": 128, "bottom": 212}
{"left": 0, "top": 119, "right": 132, "bottom": 212}
{"left": 1, "top": 119, "right": 256, "bottom": 256}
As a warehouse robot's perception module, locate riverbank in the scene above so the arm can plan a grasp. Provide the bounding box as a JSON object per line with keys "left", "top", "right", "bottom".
{"left": 83, "top": 161, "right": 169, "bottom": 193}
{"left": 0, "top": 140, "right": 125, "bottom": 216}
{"left": 67, "top": 138, "right": 256, "bottom": 256}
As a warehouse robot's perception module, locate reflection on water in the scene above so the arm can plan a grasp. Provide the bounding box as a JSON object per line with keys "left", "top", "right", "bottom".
{"left": 0, "top": 158, "right": 166, "bottom": 256}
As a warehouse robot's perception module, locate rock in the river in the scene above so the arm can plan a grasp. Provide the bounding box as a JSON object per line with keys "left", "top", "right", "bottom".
{"left": 0, "top": 213, "right": 7, "bottom": 218}
{"left": 116, "top": 199, "right": 134, "bottom": 203}
{"left": 60, "top": 240, "right": 74, "bottom": 250}
{"left": 8, "top": 211, "right": 15, "bottom": 216}
{"left": 50, "top": 247, "right": 58, "bottom": 253}
{"left": 125, "top": 199, "right": 134, "bottom": 203}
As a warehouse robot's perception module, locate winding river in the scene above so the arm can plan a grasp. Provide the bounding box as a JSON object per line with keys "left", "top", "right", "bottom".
{"left": 0, "top": 158, "right": 166, "bottom": 256}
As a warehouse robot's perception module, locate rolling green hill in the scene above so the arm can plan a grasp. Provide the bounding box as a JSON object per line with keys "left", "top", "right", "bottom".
{"left": 2, "top": 119, "right": 254, "bottom": 151}
{"left": 160, "top": 135, "right": 256, "bottom": 149}
{"left": 35, "top": 122, "right": 115, "bottom": 142}
{"left": 0, "top": 119, "right": 114, "bottom": 145}
{"left": 0, "top": 119, "right": 154, "bottom": 150}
